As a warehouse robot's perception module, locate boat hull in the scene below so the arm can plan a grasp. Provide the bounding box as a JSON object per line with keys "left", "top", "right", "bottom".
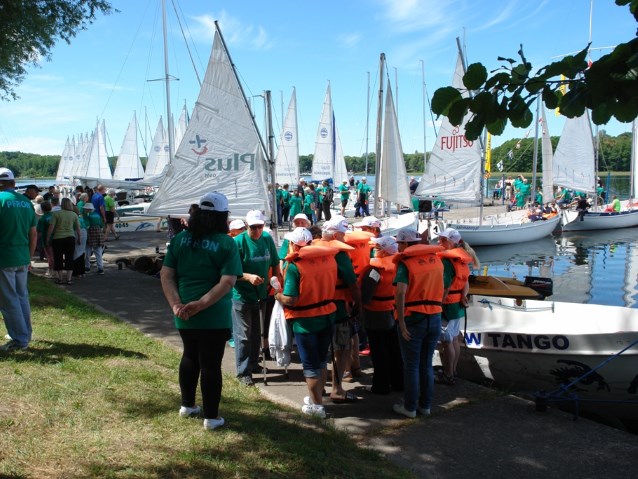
{"left": 114, "top": 216, "right": 166, "bottom": 233}
{"left": 429, "top": 211, "right": 561, "bottom": 246}
{"left": 459, "top": 295, "right": 638, "bottom": 423}
{"left": 561, "top": 208, "right": 638, "bottom": 232}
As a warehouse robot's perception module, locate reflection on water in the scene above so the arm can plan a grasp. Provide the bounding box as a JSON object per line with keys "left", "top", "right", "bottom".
{"left": 474, "top": 228, "right": 638, "bottom": 308}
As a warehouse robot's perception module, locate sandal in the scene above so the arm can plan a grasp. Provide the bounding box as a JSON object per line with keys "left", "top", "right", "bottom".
{"left": 330, "top": 391, "right": 358, "bottom": 404}
{"left": 342, "top": 372, "right": 354, "bottom": 383}
{"left": 435, "top": 373, "right": 456, "bottom": 386}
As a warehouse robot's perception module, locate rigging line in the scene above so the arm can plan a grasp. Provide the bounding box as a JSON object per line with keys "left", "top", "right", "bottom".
{"left": 170, "top": 0, "right": 202, "bottom": 87}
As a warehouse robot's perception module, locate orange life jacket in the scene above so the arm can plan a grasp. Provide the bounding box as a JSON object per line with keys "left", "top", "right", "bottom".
{"left": 343, "top": 231, "right": 374, "bottom": 278}
{"left": 394, "top": 244, "right": 445, "bottom": 315}
{"left": 312, "top": 238, "right": 355, "bottom": 302}
{"left": 360, "top": 254, "right": 397, "bottom": 312}
{"left": 282, "top": 245, "right": 338, "bottom": 320}
{"left": 437, "top": 248, "right": 472, "bottom": 304}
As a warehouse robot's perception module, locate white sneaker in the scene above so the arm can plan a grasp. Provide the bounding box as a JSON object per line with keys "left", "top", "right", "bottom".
{"left": 179, "top": 405, "right": 201, "bottom": 417}
{"left": 301, "top": 404, "right": 326, "bottom": 418}
{"left": 203, "top": 417, "right": 225, "bottom": 430}
{"left": 393, "top": 403, "right": 416, "bottom": 418}
{"left": 418, "top": 407, "right": 431, "bottom": 416}
{"left": 303, "top": 396, "right": 314, "bottom": 406}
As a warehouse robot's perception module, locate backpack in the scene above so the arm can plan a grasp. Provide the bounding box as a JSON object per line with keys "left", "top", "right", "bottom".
{"left": 324, "top": 188, "right": 334, "bottom": 203}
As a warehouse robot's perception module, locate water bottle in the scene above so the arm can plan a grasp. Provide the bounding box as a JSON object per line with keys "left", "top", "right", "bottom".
{"left": 270, "top": 276, "right": 281, "bottom": 292}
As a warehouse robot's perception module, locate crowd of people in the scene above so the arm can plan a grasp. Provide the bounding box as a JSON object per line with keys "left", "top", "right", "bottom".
{"left": 159, "top": 189, "right": 480, "bottom": 429}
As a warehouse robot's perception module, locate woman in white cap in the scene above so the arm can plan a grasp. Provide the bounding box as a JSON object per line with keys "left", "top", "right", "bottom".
{"left": 435, "top": 228, "right": 479, "bottom": 385}
{"left": 278, "top": 214, "right": 311, "bottom": 260}
{"left": 160, "top": 192, "right": 243, "bottom": 431}
{"left": 274, "top": 227, "right": 339, "bottom": 418}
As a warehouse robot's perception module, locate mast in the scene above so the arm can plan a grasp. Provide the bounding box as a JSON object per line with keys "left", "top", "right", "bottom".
{"left": 365, "top": 71, "right": 370, "bottom": 176}
{"left": 161, "top": 0, "right": 174, "bottom": 164}
{"left": 265, "top": 90, "right": 278, "bottom": 235}
{"left": 420, "top": 60, "right": 427, "bottom": 174}
{"left": 374, "top": 53, "right": 385, "bottom": 217}
{"left": 531, "top": 94, "right": 541, "bottom": 203}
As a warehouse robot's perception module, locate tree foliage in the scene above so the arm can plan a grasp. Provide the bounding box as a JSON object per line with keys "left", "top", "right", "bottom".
{"left": 431, "top": 0, "right": 638, "bottom": 141}
{"left": 0, "top": 0, "right": 116, "bottom": 101}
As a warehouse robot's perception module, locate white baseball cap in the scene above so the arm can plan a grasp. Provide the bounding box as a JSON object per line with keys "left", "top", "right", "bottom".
{"left": 0, "top": 167, "right": 15, "bottom": 181}
{"left": 395, "top": 228, "right": 422, "bottom": 243}
{"left": 438, "top": 227, "right": 462, "bottom": 245}
{"left": 323, "top": 218, "right": 348, "bottom": 233}
{"left": 83, "top": 203, "right": 95, "bottom": 211}
{"left": 246, "top": 209, "right": 265, "bottom": 226}
{"left": 293, "top": 213, "right": 311, "bottom": 225}
{"left": 284, "top": 227, "right": 313, "bottom": 246}
{"left": 353, "top": 216, "right": 381, "bottom": 228}
{"left": 199, "top": 192, "right": 229, "bottom": 212}
{"left": 370, "top": 236, "right": 398, "bottom": 254}
{"left": 229, "top": 219, "right": 246, "bottom": 230}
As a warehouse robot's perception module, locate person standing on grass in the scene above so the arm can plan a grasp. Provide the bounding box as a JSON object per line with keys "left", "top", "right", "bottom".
{"left": 47, "top": 197, "right": 81, "bottom": 285}
{"left": 231, "top": 210, "right": 281, "bottom": 387}
{"left": 0, "top": 168, "right": 37, "bottom": 351}
{"left": 392, "top": 228, "right": 444, "bottom": 419}
{"left": 160, "top": 192, "right": 242, "bottom": 431}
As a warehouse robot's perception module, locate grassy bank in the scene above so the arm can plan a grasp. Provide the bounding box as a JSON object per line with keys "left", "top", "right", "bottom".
{"left": 0, "top": 276, "right": 410, "bottom": 479}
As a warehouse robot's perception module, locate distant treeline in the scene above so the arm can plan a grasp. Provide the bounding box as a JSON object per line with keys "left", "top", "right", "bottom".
{"left": 1, "top": 129, "right": 631, "bottom": 178}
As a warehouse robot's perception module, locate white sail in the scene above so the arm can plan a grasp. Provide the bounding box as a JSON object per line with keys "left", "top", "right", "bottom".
{"left": 333, "top": 125, "right": 348, "bottom": 184}
{"left": 415, "top": 52, "right": 482, "bottom": 204}
{"left": 553, "top": 112, "right": 596, "bottom": 194}
{"left": 55, "top": 137, "right": 71, "bottom": 181}
{"left": 143, "top": 117, "right": 170, "bottom": 179}
{"left": 312, "top": 83, "right": 335, "bottom": 181}
{"left": 378, "top": 82, "right": 411, "bottom": 207}
{"left": 275, "top": 88, "right": 299, "bottom": 186}
{"left": 174, "top": 104, "right": 189, "bottom": 153}
{"left": 77, "top": 120, "right": 112, "bottom": 180}
{"left": 540, "top": 106, "right": 554, "bottom": 202}
{"left": 147, "top": 29, "right": 270, "bottom": 218}
{"left": 113, "top": 112, "right": 144, "bottom": 180}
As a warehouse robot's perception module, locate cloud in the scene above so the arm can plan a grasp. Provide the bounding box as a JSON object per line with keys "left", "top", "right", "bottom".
{"left": 190, "top": 10, "right": 272, "bottom": 50}
{"left": 78, "top": 81, "right": 128, "bottom": 91}
{"left": 337, "top": 33, "right": 362, "bottom": 49}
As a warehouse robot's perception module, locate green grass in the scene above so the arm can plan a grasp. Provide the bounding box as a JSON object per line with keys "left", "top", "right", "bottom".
{"left": 0, "top": 276, "right": 412, "bottom": 479}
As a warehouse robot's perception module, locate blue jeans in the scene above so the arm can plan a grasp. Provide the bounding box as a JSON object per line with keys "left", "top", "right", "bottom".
{"left": 398, "top": 313, "right": 442, "bottom": 412}
{"left": 294, "top": 325, "right": 332, "bottom": 378}
{"left": 232, "top": 300, "right": 265, "bottom": 377}
{"left": 0, "top": 265, "right": 32, "bottom": 347}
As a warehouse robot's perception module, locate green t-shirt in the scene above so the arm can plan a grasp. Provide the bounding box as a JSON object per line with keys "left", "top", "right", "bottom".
{"left": 278, "top": 238, "right": 290, "bottom": 261}
{"left": 411, "top": 196, "right": 419, "bottom": 211}
{"left": 303, "top": 194, "right": 314, "bottom": 216}
{"left": 36, "top": 212, "right": 52, "bottom": 248}
{"left": 289, "top": 195, "right": 302, "bottom": 217}
{"left": 357, "top": 183, "right": 371, "bottom": 200}
{"left": 442, "top": 258, "right": 464, "bottom": 320}
{"left": 281, "top": 189, "right": 291, "bottom": 206}
{"left": 0, "top": 189, "right": 37, "bottom": 268}
{"left": 104, "top": 195, "right": 116, "bottom": 212}
{"left": 49, "top": 209, "right": 80, "bottom": 240}
{"left": 83, "top": 211, "right": 104, "bottom": 228}
{"left": 282, "top": 262, "right": 333, "bottom": 334}
{"left": 316, "top": 186, "right": 325, "bottom": 202}
{"left": 339, "top": 184, "right": 351, "bottom": 200}
{"left": 232, "top": 231, "right": 280, "bottom": 303}
{"left": 164, "top": 231, "right": 243, "bottom": 330}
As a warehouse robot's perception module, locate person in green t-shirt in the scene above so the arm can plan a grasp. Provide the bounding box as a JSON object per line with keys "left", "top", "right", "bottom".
{"left": 231, "top": 209, "right": 281, "bottom": 386}
{"left": 47, "top": 197, "right": 81, "bottom": 284}
{"left": 357, "top": 178, "right": 372, "bottom": 217}
{"left": 82, "top": 203, "right": 105, "bottom": 274}
{"left": 281, "top": 184, "right": 291, "bottom": 223}
{"left": 289, "top": 190, "right": 303, "bottom": 219}
{"left": 338, "top": 180, "right": 351, "bottom": 216}
{"left": 104, "top": 189, "right": 120, "bottom": 241}
{"left": 0, "top": 167, "right": 37, "bottom": 351}
{"left": 161, "top": 192, "right": 242, "bottom": 430}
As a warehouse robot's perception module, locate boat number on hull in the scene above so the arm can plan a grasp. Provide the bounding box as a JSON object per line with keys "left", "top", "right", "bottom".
{"left": 465, "top": 332, "right": 570, "bottom": 350}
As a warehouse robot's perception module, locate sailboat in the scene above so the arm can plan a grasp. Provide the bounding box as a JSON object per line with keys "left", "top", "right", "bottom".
{"left": 142, "top": 117, "right": 170, "bottom": 184}
{"left": 416, "top": 46, "right": 559, "bottom": 246}
{"left": 112, "top": 112, "right": 144, "bottom": 181}
{"left": 311, "top": 83, "right": 349, "bottom": 184}
{"left": 75, "top": 120, "right": 112, "bottom": 181}
{"left": 147, "top": 24, "right": 271, "bottom": 219}
{"left": 274, "top": 88, "right": 300, "bottom": 187}
{"left": 558, "top": 116, "right": 638, "bottom": 231}
{"left": 55, "top": 137, "right": 73, "bottom": 182}
{"left": 373, "top": 53, "right": 418, "bottom": 234}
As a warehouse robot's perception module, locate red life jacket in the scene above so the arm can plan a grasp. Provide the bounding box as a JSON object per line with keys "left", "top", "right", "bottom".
{"left": 437, "top": 248, "right": 473, "bottom": 304}
{"left": 282, "top": 245, "right": 338, "bottom": 320}
{"left": 394, "top": 244, "right": 444, "bottom": 315}
{"left": 360, "top": 254, "right": 397, "bottom": 312}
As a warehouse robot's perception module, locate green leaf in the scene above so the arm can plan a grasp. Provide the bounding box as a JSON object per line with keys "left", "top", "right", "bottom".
{"left": 591, "top": 102, "right": 614, "bottom": 124}
{"left": 448, "top": 98, "right": 469, "bottom": 126}
{"left": 542, "top": 86, "right": 560, "bottom": 109}
{"left": 559, "top": 86, "right": 588, "bottom": 117}
{"left": 431, "top": 86, "right": 461, "bottom": 116}
{"left": 465, "top": 115, "right": 485, "bottom": 141}
{"left": 485, "top": 72, "right": 511, "bottom": 90}
{"left": 464, "top": 63, "right": 488, "bottom": 90}
{"left": 486, "top": 117, "right": 507, "bottom": 136}
{"left": 511, "top": 107, "right": 533, "bottom": 128}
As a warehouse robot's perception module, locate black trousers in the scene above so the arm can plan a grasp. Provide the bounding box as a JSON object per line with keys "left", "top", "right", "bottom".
{"left": 367, "top": 325, "right": 404, "bottom": 394}
{"left": 52, "top": 236, "right": 75, "bottom": 271}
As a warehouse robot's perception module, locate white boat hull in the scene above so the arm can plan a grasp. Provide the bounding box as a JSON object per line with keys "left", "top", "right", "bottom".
{"left": 380, "top": 212, "right": 418, "bottom": 236}
{"left": 459, "top": 295, "right": 638, "bottom": 423}
{"left": 561, "top": 208, "right": 638, "bottom": 232}
{"left": 427, "top": 210, "right": 561, "bottom": 246}
{"left": 114, "top": 216, "right": 166, "bottom": 233}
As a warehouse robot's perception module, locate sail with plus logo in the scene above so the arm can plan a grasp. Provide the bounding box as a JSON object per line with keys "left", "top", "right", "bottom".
{"left": 148, "top": 26, "right": 270, "bottom": 218}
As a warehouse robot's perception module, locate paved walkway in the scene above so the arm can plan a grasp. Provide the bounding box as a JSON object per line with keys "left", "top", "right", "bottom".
{"left": 29, "top": 227, "right": 638, "bottom": 479}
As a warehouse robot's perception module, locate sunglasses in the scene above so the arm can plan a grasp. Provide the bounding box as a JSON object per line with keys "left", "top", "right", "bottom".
{"left": 249, "top": 224, "right": 264, "bottom": 230}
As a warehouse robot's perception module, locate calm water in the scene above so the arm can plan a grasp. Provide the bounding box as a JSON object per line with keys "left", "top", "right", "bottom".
{"left": 474, "top": 228, "right": 638, "bottom": 308}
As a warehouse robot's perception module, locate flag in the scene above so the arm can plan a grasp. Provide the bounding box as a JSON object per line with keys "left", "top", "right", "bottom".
{"left": 485, "top": 133, "right": 492, "bottom": 172}
{"left": 507, "top": 149, "right": 514, "bottom": 160}
{"left": 497, "top": 160, "right": 503, "bottom": 172}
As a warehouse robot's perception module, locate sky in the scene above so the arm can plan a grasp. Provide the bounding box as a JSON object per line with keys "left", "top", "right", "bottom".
{"left": 0, "top": 0, "right": 635, "bottom": 160}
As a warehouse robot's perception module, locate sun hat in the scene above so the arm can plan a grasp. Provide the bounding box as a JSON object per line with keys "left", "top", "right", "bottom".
{"left": 361, "top": 177, "right": 367, "bottom": 181}
{"left": 199, "top": 192, "right": 229, "bottom": 212}
{"left": 293, "top": 213, "right": 311, "bottom": 226}
{"left": 284, "top": 227, "right": 313, "bottom": 246}
{"left": 395, "top": 228, "right": 422, "bottom": 243}
{"left": 353, "top": 216, "right": 381, "bottom": 228}
{"left": 370, "top": 236, "right": 398, "bottom": 255}
{"left": 437, "top": 227, "right": 462, "bottom": 245}
{"left": 246, "top": 209, "right": 266, "bottom": 226}
{"left": 229, "top": 219, "right": 246, "bottom": 230}
{"left": 83, "top": 203, "right": 95, "bottom": 211}
{"left": 0, "top": 167, "right": 15, "bottom": 181}
{"left": 323, "top": 217, "right": 348, "bottom": 233}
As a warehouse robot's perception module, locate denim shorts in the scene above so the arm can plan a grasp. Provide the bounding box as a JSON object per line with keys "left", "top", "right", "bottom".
{"left": 294, "top": 326, "right": 331, "bottom": 378}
